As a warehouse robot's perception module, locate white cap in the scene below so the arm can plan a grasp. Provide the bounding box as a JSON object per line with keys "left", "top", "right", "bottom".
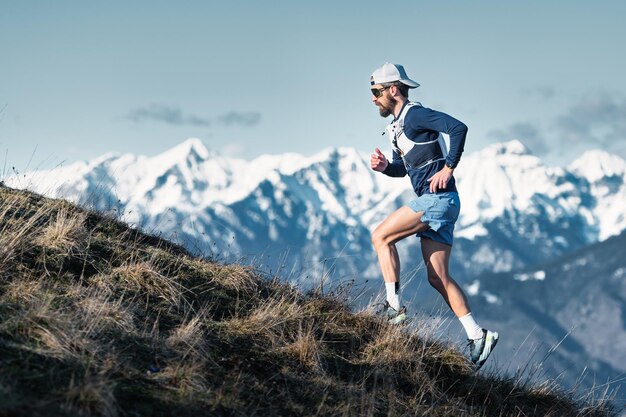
{"left": 370, "top": 62, "right": 420, "bottom": 88}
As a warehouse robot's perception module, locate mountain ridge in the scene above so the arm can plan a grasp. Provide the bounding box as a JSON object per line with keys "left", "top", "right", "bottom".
{"left": 5, "top": 138, "right": 626, "bottom": 281}
{"left": 467, "top": 228, "right": 626, "bottom": 410}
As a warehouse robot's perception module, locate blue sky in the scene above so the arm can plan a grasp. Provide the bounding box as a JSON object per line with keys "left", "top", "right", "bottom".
{"left": 2, "top": 1, "right": 626, "bottom": 172}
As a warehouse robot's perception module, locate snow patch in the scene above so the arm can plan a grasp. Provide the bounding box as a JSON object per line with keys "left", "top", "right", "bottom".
{"left": 483, "top": 291, "right": 502, "bottom": 305}
{"left": 569, "top": 150, "right": 626, "bottom": 183}
{"left": 465, "top": 280, "right": 480, "bottom": 296}
{"left": 456, "top": 223, "right": 488, "bottom": 239}
{"left": 514, "top": 270, "right": 546, "bottom": 281}
{"left": 612, "top": 268, "right": 626, "bottom": 279}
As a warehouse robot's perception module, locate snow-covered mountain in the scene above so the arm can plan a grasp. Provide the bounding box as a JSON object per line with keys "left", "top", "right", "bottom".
{"left": 465, "top": 228, "right": 626, "bottom": 410}
{"left": 5, "top": 138, "right": 626, "bottom": 285}
{"left": 569, "top": 150, "right": 626, "bottom": 240}
{"left": 448, "top": 141, "right": 623, "bottom": 279}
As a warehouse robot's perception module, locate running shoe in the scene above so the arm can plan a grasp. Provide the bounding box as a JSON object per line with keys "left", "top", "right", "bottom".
{"left": 375, "top": 301, "right": 407, "bottom": 325}
{"left": 468, "top": 329, "right": 499, "bottom": 370}
{"left": 388, "top": 306, "right": 407, "bottom": 325}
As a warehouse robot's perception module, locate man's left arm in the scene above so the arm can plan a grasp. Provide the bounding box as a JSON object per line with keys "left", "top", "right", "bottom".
{"left": 410, "top": 108, "right": 468, "bottom": 192}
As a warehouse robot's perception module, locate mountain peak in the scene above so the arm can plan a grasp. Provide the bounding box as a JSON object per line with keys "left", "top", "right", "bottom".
{"left": 482, "top": 140, "right": 531, "bottom": 157}
{"left": 188, "top": 137, "right": 212, "bottom": 158}
{"left": 165, "top": 138, "right": 212, "bottom": 161}
{"left": 569, "top": 150, "right": 626, "bottom": 182}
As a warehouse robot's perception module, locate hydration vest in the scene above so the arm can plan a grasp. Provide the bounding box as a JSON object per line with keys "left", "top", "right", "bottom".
{"left": 384, "top": 102, "right": 448, "bottom": 171}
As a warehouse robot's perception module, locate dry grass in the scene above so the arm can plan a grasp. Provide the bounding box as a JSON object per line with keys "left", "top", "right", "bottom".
{"left": 223, "top": 293, "right": 322, "bottom": 352}
{"left": 2, "top": 280, "right": 94, "bottom": 363}
{"left": 77, "top": 291, "right": 137, "bottom": 336}
{"left": 166, "top": 312, "right": 207, "bottom": 357}
{"left": 31, "top": 325, "right": 78, "bottom": 359}
{"left": 63, "top": 371, "right": 119, "bottom": 417}
{"left": 184, "top": 257, "right": 259, "bottom": 294}
{"left": 34, "top": 205, "right": 87, "bottom": 252}
{"left": 362, "top": 324, "right": 418, "bottom": 366}
{"left": 1, "top": 279, "right": 60, "bottom": 334}
{"left": 0, "top": 191, "right": 49, "bottom": 274}
{"left": 101, "top": 259, "right": 183, "bottom": 305}
{"left": 3, "top": 277, "right": 45, "bottom": 304}
{"left": 279, "top": 321, "right": 324, "bottom": 372}
{"left": 0, "top": 183, "right": 618, "bottom": 417}
{"left": 153, "top": 360, "right": 209, "bottom": 400}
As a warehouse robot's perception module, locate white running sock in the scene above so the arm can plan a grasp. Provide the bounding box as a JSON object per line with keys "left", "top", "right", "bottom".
{"left": 459, "top": 312, "right": 483, "bottom": 340}
{"left": 385, "top": 282, "right": 401, "bottom": 311}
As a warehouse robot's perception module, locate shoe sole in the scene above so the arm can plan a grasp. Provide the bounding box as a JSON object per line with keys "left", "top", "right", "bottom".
{"left": 476, "top": 331, "right": 499, "bottom": 370}
{"left": 388, "top": 313, "right": 407, "bottom": 325}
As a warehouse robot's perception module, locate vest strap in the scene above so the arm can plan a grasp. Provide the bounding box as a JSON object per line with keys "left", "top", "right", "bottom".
{"left": 385, "top": 102, "right": 448, "bottom": 170}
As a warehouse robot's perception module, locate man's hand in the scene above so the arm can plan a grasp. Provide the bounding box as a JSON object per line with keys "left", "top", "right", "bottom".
{"left": 428, "top": 166, "right": 454, "bottom": 193}
{"left": 371, "top": 148, "right": 389, "bottom": 172}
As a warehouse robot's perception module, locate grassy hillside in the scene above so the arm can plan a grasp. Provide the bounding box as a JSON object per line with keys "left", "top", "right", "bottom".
{"left": 0, "top": 184, "right": 616, "bottom": 417}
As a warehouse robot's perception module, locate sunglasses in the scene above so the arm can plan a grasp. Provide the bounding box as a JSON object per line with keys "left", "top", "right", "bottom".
{"left": 371, "top": 86, "right": 390, "bottom": 98}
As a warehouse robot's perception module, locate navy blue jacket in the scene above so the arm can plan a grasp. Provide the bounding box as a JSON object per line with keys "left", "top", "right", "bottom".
{"left": 382, "top": 101, "right": 467, "bottom": 196}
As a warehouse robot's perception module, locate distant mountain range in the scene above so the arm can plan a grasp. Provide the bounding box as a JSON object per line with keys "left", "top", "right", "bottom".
{"left": 6, "top": 138, "right": 626, "bottom": 285}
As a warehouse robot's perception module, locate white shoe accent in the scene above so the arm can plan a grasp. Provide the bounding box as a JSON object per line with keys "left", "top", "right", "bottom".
{"left": 477, "top": 330, "right": 499, "bottom": 368}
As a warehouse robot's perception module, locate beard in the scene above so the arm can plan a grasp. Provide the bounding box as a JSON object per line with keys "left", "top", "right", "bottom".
{"left": 378, "top": 96, "right": 397, "bottom": 117}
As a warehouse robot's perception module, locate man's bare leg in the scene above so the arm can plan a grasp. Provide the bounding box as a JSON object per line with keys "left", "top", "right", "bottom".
{"left": 371, "top": 207, "right": 430, "bottom": 284}
{"left": 420, "top": 237, "right": 471, "bottom": 317}
{"left": 372, "top": 206, "right": 428, "bottom": 316}
{"left": 421, "top": 237, "right": 487, "bottom": 342}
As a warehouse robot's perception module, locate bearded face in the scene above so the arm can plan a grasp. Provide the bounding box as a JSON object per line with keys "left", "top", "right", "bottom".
{"left": 377, "top": 94, "right": 397, "bottom": 118}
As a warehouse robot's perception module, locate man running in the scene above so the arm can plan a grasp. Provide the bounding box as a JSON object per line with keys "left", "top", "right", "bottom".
{"left": 369, "top": 62, "right": 498, "bottom": 369}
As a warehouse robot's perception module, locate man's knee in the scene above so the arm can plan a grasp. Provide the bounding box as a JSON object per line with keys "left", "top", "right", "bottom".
{"left": 372, "top": 226, "right": 395, "bottom": 249}
{"left": 427, "top": 272, "right": 442, "bottom": 288}
{"left": 426, "top": 263, "right": 451, "bottom": 285}
{"left": 371, "top": 228, "right": 385, "bottom": 248}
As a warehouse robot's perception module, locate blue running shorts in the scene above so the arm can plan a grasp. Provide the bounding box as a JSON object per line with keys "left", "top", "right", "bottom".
{"left": 407, "top": 191, "right": 460, "bottom": 246}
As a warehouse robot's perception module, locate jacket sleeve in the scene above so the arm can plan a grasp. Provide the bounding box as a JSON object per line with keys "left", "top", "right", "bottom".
{"left": 382, "top": 149, "right": 407, "bottom": 177}
{"left": 409, "top": 107, "right": 468, "bottom": 168}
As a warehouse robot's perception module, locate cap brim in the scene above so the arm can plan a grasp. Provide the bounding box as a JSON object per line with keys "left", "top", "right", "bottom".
{"left": 400, "top": 79, "right": 420, "bottom": 88}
